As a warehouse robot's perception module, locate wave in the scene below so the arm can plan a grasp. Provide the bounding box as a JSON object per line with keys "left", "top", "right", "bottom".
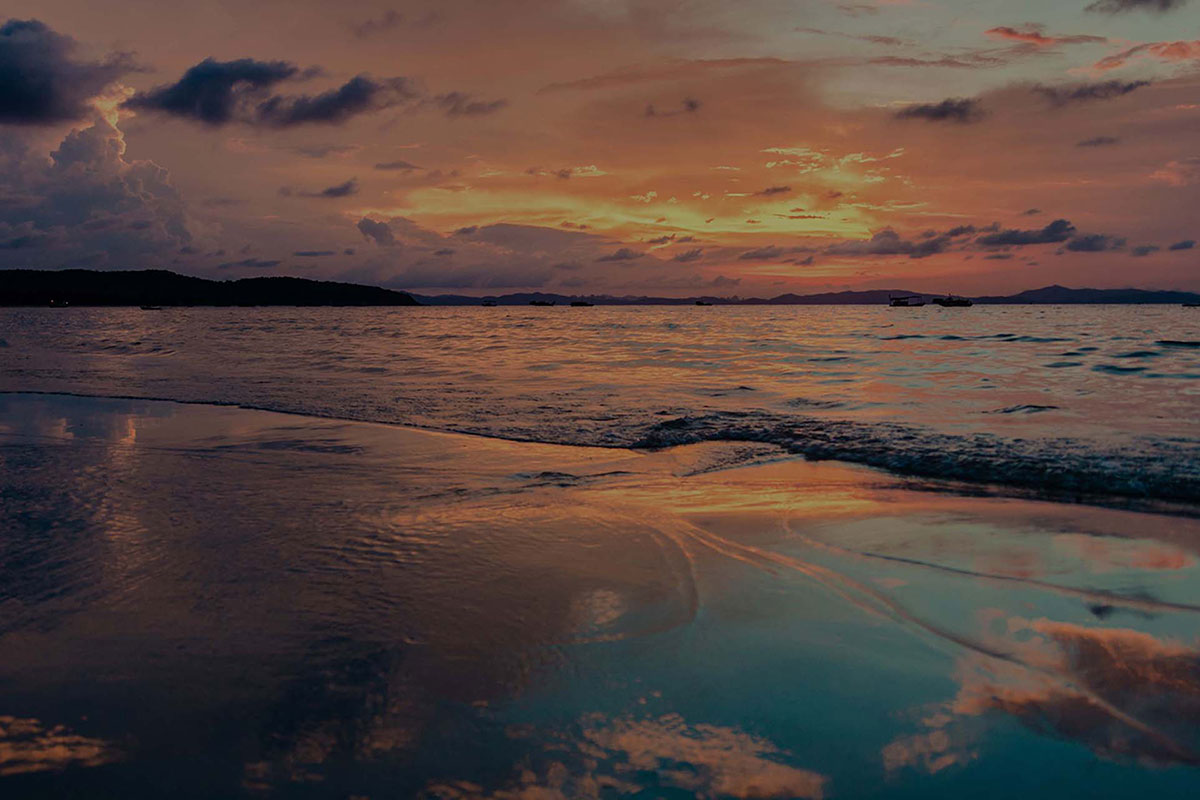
{"left": 4, "top": 389, "right": 1198, "bottom": 511}
{"left": 626, "top": 411, "right": 1200, "bottom": 509}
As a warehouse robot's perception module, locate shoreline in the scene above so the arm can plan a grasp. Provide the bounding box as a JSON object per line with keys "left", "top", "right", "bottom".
{"left": 4, "top": 387, "right": 1198, "bottom": 518}
{"left": 2, "top": 392, "right": 1199, "bottom": 794}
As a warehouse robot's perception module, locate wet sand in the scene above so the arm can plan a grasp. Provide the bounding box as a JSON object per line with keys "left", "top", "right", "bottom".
{"left": 2, "top": 392, "right": 1199, "bottom": 797}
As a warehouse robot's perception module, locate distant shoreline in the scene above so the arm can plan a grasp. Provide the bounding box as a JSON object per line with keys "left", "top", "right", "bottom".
{"left": 1, "top": 268, "right": 1198, "bottom": 307}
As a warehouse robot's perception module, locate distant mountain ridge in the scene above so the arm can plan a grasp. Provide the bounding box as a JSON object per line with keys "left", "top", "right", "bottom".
{"left": 0, "top": 269, "right": 1197, "bottom": 306}
{"left": 417, "top": 285, "right": 1200, "bottom": 306}
{"left": 971, "top": 285, "right": 1200, "bottom": 305}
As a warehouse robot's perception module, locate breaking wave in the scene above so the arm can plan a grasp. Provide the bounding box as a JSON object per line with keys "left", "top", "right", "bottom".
{"left": 2, "top": 304, "right": 1198, "bottom": 509}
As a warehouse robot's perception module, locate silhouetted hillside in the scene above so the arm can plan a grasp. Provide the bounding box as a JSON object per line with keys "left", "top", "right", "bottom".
{"left": 972, "top": 285, "right": 1200, "bottom": 304}
{"left": 3, "top": 270, "right": 1197, "bottom": 307}
{"left": 0, "top": 270, "right": 420, "bottom": 306}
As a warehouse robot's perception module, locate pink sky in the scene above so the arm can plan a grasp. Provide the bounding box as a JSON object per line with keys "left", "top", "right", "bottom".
{"left": 2, "top": 0, "right": 1198, "bottom": 294}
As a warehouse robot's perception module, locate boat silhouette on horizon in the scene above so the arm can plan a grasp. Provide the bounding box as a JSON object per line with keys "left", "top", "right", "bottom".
{"left": 932, "top": 294, "right": 973, "bottom": 307}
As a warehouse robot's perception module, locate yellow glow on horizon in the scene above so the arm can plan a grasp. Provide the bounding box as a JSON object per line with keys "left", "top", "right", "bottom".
{"left": 355, "top": 187, "right": 874, "bottom": 245}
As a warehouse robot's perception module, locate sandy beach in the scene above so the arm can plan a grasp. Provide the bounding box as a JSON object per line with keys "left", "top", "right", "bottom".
{"left": 2, "top": 392, "right": 1198, "bottom": 797}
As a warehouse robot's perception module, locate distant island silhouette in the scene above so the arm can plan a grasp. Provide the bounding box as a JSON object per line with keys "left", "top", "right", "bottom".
{"left": 1, "top": 269, "right": 1198, "bottom": 307}
{"left": 0, "top": 269, "right": 420, "bottom": 307}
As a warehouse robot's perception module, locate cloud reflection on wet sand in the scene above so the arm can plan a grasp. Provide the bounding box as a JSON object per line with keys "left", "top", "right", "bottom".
{"left": 953, "top": 619, "right": 1200, "bottom": 765}
{"left": 0, "top": 716, "right": 120, "bottom": 777}
{"left": 3, "top": 394, "right": 1200, "bottom": 796}
{"left": 423, "top": 714, "right": 827, "bottom": 799}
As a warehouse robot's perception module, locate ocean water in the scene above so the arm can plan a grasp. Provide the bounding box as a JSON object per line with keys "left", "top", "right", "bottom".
{"left": 2, "top": 393, "right": 1199, "bottom": 797}
{"left": 1, "top": 305, "right": 1198, "bottom": 505}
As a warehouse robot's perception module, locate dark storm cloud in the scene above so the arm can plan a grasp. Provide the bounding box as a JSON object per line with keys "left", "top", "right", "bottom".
{"left": 126, "top": 57, "right": 301, "bottom": 125}
{"left": 1131, "top": 245, "right": 1160, "bottom": 256}
{"left": 293, "top": 250, "right": 336, "bottom": 257}
{"left": 257, "top": 75, "right": 420, "bottom": 126}
{"left": 130, "top": 58, "right": 500, "bottom": 127}
{"left": 1066, "top": 233, "right": 1125, "bottom": 252}
{"left": 827, "top": 230, "right": 910, "bottom": 255}
{"left": 282, "top": 178, "right": 359, "bottom": 198}
{"left": 1169, "top": 239, "right": 1195, "bottom": 250}
{"left": 291, "top": 143, "right": 360, "bottom": 158}
{"left": 1034, "top": 80, "right": 1149, "bottom": 107}
{"left": 432, "top": 92, "right": 508, "bottom": 117}
{"left": 909, "top": 236, "right": 956, "bottom": 258}
{"left": 739, "top": 245, "right": 785, "bottom": 260}
{"left": 218, "top": 257, "right": 280, "bottom": 268}
{"left": 525, "top": 166, "right": 574, "bottom": 179}
{"left": 825, "top": 226, "right": 971, "bottom": 259}
{"left": 453, "top": 226, "right": 478, "bottom": 236}
{"left": 754, "top": 185, "right": 792, "bottom": 196}
{"left": 313, "top": 178, "right": 358, "bottom": 198}
{"left": 350, "top": 9, "right": 440, "bottom": 38}
{"left": 1086, "top": 0, "right": 1187, "bottom": 12}
{"left": 838, "top": 3, "right": 881, "bottom": 16}
{"left": 596, "top": 247, "right": 643, "bottom": 262}
{"left": 0, "top": 117, "right": 192, "bottom": 268}
{"left": 0, "top": 233, "right": 51, "bottom": 249}
{"left": 977, "top": 219, "right": 1076, "bottom": 246}
{"left": 1077, "top": 136, "right": 1120, "bottom": 147}
{"left": 645, "top": 98, "right": 701, "bottom": 117}
{"left": 0, "top": 18, "right": 132, "bottom": 125}
{"left": 673, "top": 248, "right": 703, "bottom": 262}
{"left": 374, "top": 159, "right": 422, "bottom": 170}
{"left": 357, "top": 217, "right": 396, "bottom": 246}
{"left": 894, "top": 98, "right": 983, "bottom": 123}
{"left": 351, "top": 9, "right": 404, "bottom": 38}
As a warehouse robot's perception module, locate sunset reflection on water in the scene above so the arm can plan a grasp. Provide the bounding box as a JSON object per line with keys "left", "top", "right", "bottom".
{"left": 0, "top": 393, "right": 1198, "bottom": 796}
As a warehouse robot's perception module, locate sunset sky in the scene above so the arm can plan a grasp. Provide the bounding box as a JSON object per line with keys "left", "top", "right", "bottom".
{"left": 2, "top": 0, "right": 1199, "bottom": 295}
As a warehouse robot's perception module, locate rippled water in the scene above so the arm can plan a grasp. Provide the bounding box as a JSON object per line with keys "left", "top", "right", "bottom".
{"left": 3, "top": 394, "right": 1200, "bottom": 797}
{"left": 1, "top": 305, "right": 1198, "bottom": 503}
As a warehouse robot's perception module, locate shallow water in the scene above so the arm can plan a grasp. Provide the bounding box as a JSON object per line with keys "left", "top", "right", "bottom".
{"left": 2, "top": 305, "right": 1198, "bottom": 503}
{"left": 2, "top": 393, "right": 1199, "bottom": 797}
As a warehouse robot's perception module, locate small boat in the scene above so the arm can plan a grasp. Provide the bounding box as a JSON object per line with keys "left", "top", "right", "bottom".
{"left": 569, "top": 301, "right": 593, "bottom": 307}
{"left": 529, "top": 300, "right": 556, "bottom": 306}
{"left": 140, "top": 305, "right": 163, "bottom": 311}
{"left": 932, "top": 294, "right": 973, "bottom": 307}
{"left": 888, "top": 295, "right": 924, "bottom": 307}
{"left": 695, "top": 300, "right": 712, "bottom": 306}
{"left": 481, "top": 300, "right": 497, "bottom": 307}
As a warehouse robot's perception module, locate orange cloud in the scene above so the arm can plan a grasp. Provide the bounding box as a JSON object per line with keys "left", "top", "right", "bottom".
{"left": 1096, "top": 39, "right": 1200, "bottom": 70}
{"left": 985, "top": 25, "right": 1106, "bottom": 47}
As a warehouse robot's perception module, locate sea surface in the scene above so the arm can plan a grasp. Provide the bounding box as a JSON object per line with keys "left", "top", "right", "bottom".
{"left": 2, "top": 305, "right": 1198, "bottom": 505}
